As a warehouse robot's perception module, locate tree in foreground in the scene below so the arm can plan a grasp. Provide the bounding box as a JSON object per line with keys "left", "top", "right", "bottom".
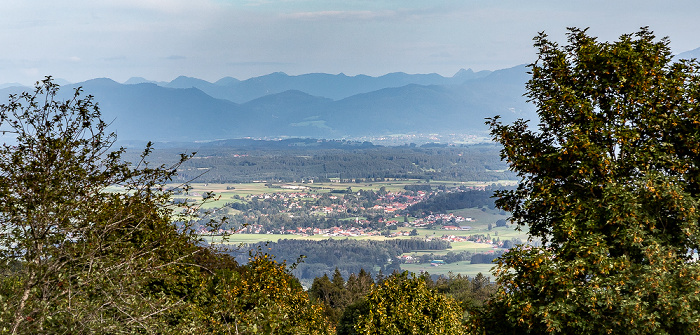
{"left": 340, "top": 271, "right": 465, "bottom": 335}
{"left": 474, "top": 28, "right": 700, "bottom": 334}
{"left": 0, "top": 78, "right": 201, "bottom": 333}
{"left": 0, "top": 79, "right": 332, "bottom": 334}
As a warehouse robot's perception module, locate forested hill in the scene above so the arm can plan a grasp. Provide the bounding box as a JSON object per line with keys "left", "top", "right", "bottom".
{"left": 0, "top": 66, "right": 535, "bottom": 142}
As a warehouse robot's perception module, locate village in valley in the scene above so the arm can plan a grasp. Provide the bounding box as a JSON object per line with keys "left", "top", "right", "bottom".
{"left": 191, "top": 180, "right": 523, "bottom": 255}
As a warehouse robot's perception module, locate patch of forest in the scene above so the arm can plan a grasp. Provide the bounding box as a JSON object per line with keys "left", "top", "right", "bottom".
{"left": 123, "top": 141, "right": 514, "bottom": 183}
{"left": 406, "top": 187, "right": 513, "bottom": 215}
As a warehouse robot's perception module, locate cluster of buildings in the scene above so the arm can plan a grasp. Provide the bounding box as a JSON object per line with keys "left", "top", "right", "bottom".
{"left": 411, "top": 212, "right": 474, "bottom": 228}
{"left": 248, "top": 188, "right": 433, "bottom": 217}
{"left": 201, "top": 187, "right": 500, "bottom": 245}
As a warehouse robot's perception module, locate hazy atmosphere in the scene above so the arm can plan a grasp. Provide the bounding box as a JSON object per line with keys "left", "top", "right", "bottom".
{"left": 2, "top": 0, "right": 698, "bottom": 85}
{"left": 5, "top": 1, "right": 700, "bottom": 333}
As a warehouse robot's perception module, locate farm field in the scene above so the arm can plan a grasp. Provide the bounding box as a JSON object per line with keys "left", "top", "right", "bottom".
{"left": 174, "top": 179, "right": 517, "bottom": 200}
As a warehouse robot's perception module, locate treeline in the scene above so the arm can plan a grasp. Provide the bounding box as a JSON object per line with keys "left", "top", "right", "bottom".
{"left": 232, "top": 238, "right": 451, "bottom": 283}
{"left": 471, "top": 252, "right": 504, "bottom": 264}
{"left": 385, "top": 237, "right": 450, "bottom": 253}
{"left": 123, "top": 142, "right": 514, "bottom": 183}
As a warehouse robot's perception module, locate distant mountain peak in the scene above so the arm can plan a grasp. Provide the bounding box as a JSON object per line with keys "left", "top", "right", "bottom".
{"left": 124, "top": 77, "right": 152, "bottom": 85}
{"left": 166, "top": 76, "right": 215, "bottom": 89}
{"left": 80, "top": 78, "right": 120, "bottom": 86}
{"left": 124, "top": 77, "right": 169, "bottom": 86}
{"left": 676, "top": 46, "right": 700, "bottom": 60}
{"left": 214, "top": 76, "right": 240, "bottom": 86}
{"left": 52, "top": 78, "right": 72, "bottom": 86}
{"left": 454, "top": 68, "right": 474, "bottom": 77}
{"left": 0, "top": 82, "right": 28, "bottom": 89}
{"left": 452, "top": 68, "right": 492, "bottom": 82}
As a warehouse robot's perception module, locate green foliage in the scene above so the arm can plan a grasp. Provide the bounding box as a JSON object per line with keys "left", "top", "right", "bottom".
{"left": 336, "top": 299, "right": 371, "bottom": 335}
{"left": 0, "top": 78, "right": 202, "bottom": 333}
{"left": 309, "top": 267, "right": 376, "bottom": 327}
{"left": 308, "top": 269, "right": 352, "bottom": 325}
{"left": 189, "top": 251, "right": 333, "bottom": 335}
{"left": 433, "top": 272, "right": 496, "bottom": 311}
{"left": 345, "top": 272, "right": 465, "bottom": 335}
{"left": 477, "top": 28, "right": 700, "bottom": 334}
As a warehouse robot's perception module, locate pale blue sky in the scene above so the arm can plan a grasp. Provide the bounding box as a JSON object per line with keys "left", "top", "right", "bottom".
{"left": 1, "top": 0, "right": 698, "bottom": 85}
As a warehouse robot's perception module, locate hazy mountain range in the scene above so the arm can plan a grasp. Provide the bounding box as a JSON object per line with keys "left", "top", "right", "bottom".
{"left": 1, "top": 66, "right": 536, "bottom": 142}
{"left": 3, "top": 46, "right": 700, "bottom": 143}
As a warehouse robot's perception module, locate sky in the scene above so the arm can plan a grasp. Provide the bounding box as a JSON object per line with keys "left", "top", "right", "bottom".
{"left": 1, "top": 0, "right": 699, "bottom": 85}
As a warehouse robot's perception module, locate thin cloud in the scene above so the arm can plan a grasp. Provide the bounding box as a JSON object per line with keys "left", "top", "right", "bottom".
{"left": 283, "top": 10, "right": 396, "bottom": 21}
{"left": 281, "top": 5, "right": 469, "bottom": 22}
